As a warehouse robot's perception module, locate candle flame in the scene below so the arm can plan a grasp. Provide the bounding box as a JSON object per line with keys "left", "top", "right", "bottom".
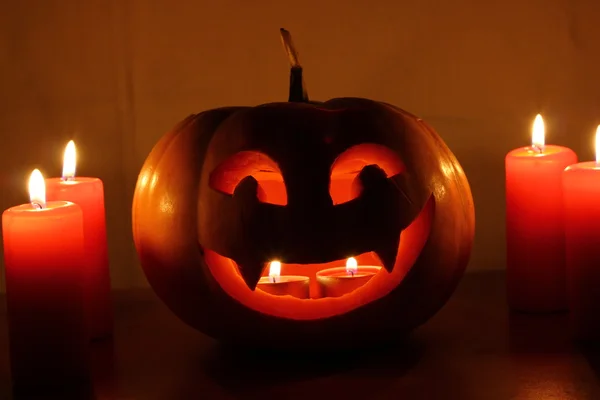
{"left": 346, "top": 257, "right": 358, "bottom": 276}
{"left": 62, "top": 140, "right": 76, "bottom": 180}
{"left": 28, "top": 169, "right": 46, "bottom": 209}
{"left": 596, "top": 125, "right": 600, "bottom": 164}
{"left": 532, "top": 114, "right": 545, "bottom": 152}
{"left": 268, "top": 261, "right": 281, "bottom": 283}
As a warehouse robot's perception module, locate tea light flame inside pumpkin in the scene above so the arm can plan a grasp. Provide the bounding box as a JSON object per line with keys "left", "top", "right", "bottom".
{"left": 595, "top": 125, "right": 600, "bottom": 164}
{"left": 62, "top": 140, "right": 77, "bottom": 180}
{"left": 268, "top": 261, "right": 281, "bottom": 283}
{"left": 532, "top": 114, "right": 545, "bottom": 153}
{"left": 29, "top": 169, "right": 46, "bottom": 210}
{"left": 346, "top": 257, "right": 358, "bottom": 276}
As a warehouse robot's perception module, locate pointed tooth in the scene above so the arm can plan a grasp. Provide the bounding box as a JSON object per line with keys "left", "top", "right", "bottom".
{"left": 233, "top": 175, "right": 260, "bottom": 202}
{"left": 354, "top": 164, "right": 402, "bottom": 273}
{"left": 237, "top": 260, "right": 269, "bottom": 291}
{"left": 351, "top": 164, "right": 388, "bottom": 199}
{"left": 356, "top": 165, "right": 388, "bottom": 192}
{"left": 374, "top": 235, "right": 401, "bottom": 273}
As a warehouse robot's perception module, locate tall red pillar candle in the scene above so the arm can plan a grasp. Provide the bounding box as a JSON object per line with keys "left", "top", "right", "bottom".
{"left": 563, "top": 126, "right": 600, "bottom": 339}
{"left": 2, "top": 169, "right": 89, "bottom": 388}
{"left": 45, "top": 140, "right": 112, "bottom": 340}
{"left": 505, "top": 114, "right": 577, "bottom": 312}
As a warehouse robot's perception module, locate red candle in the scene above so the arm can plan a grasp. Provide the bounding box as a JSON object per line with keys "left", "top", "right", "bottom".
{"left": 564, "top": 126, "right": 600, "bottom": 339}
{"left": 256, "top": 261, "right": 310, "bottom": 299}
{"left": 2, "top": 169, "right": 89, "bottom": 387}
{"left": 315, "top": 257, "right": 382, "bottom": 298}
{"left": 45, "top": 141, "right": 112, "bottom": 340}
{"left": 505, "top": 114, "right": 577, "bottom": 313}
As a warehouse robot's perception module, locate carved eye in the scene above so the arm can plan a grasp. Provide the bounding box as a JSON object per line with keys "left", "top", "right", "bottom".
{"left": 209, "top": 151, "right": 288, "bottom": 205}
{"left": 329, "top": 144, "right": 405, "bottom": 205}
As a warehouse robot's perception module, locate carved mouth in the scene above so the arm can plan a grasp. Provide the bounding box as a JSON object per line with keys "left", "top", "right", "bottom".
{"left": 202, "top": 165, "right": 432, "bottom": 293}
{"left": 201, "top": 144, "right": 436, "bottom": 319}
{"left": 239, "top": 251, "right": 386, "bottom": 299}
{"left": 203, "top": 195, "right": 435, "bottom": 320}
{"left": 230, "top": 238, "right": 399, "bottom": 294}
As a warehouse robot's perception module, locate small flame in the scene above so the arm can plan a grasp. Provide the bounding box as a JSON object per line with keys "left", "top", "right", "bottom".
{"left": 596, "top": 125, "right": 600, "bottom": 164}
{"left": 62, "top": 140, "right": 76, "bottom": 180}
{"left": 268, "top": 261, "right": 281, "bottom": 283}
{"left": 346, "top": 257, "right": 358, "bottom": 276}
{"left": 532, "top": 114, "right": 545, "bottom": 152}
{"left": 28, "top": 169, "right": 46, "bottom": 209}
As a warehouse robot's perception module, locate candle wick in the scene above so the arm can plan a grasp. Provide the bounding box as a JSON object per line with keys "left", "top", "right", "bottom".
{"left": 350, "top": 270, "right": 355, "bottom": 277}
{"left": 271, "top": 276, "right": 276, "bottom": 283}
{"left": 31, "top": 202, "right": 43, "bottom": 210}
{"left": 62, "top": 176, "right": 74, "bottom": 182}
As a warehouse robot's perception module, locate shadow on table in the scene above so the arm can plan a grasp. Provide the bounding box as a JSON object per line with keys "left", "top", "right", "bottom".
{"left": 200, "top": 336, "right": 424, "bottom": 395}
{"left": 88, "top": 339, "right": 117, "bottom": 400}
{"left": 10, "top": 339, "right": 116, "bottom": 400}
{"left": 11, "top": 380, "right": 94, "bottom": 400}
{"left": 579, "top": 342, "right": 600, "bottom": 384}
{"left": 508, "top": 311, "right": 573, "bottom": 354}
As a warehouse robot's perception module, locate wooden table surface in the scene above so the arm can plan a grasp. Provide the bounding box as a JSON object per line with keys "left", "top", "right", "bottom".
{"left": 1, "top": 270, "right": 600, "bottom": 400}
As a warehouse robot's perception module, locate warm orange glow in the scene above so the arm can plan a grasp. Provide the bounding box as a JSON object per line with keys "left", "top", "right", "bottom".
{"left": 209, "top": 145, "right": 406, "bottom": 207}
{"left": 204, "top": 196, "right": 435, "bottom": 321}
{"left": 62, "top": 140, "right": 76, "bottom": 179}
{"left": 28, "top": 169, "right": 46, "bottom": 209}
{"left": 532, "top": 114, "right": 545, "bottom": 151}
{"left": 329, "top": 143, "right": 405, "bottom": 205}
{"left": 595, "top": 125, "right": 600, "bottom": 163}
{"left": 268, "top": 261, "right": 281, "bottom": 283}
{"left": 209, "top": 151, "right": 287, "bottom": 205}
{"left": 346, "top": 257, "right": 358, "bottom": 276}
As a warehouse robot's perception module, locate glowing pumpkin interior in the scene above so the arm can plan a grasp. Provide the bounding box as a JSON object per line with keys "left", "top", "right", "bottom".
{"left": 205, "top": 144, "right": 434, "bottom": 320}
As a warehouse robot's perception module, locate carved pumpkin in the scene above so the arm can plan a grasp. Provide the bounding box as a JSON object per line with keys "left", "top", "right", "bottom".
{"left": 132, "top": 29, "right": 475, "bottom": 348}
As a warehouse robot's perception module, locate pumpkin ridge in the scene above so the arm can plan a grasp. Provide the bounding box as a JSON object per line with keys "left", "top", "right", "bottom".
{"left": 131, "top": 113, "right": 198, "bottom": 240}
{"left": 379, "top": 101, "right": 475, "bottom": 233}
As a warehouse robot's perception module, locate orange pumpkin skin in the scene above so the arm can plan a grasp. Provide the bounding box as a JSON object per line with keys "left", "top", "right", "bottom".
{"left": 132, "top": 98, "right": 475, "bottom": 349}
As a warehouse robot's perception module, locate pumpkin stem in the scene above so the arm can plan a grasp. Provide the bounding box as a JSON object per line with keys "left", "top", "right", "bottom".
{"left": 279, "top": 28, "right": 309, "bottom": 103}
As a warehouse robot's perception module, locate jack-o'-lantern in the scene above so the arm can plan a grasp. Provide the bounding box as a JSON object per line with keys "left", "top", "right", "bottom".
{"left": 132, "top": 29, "right": 475, "bottom": 349}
